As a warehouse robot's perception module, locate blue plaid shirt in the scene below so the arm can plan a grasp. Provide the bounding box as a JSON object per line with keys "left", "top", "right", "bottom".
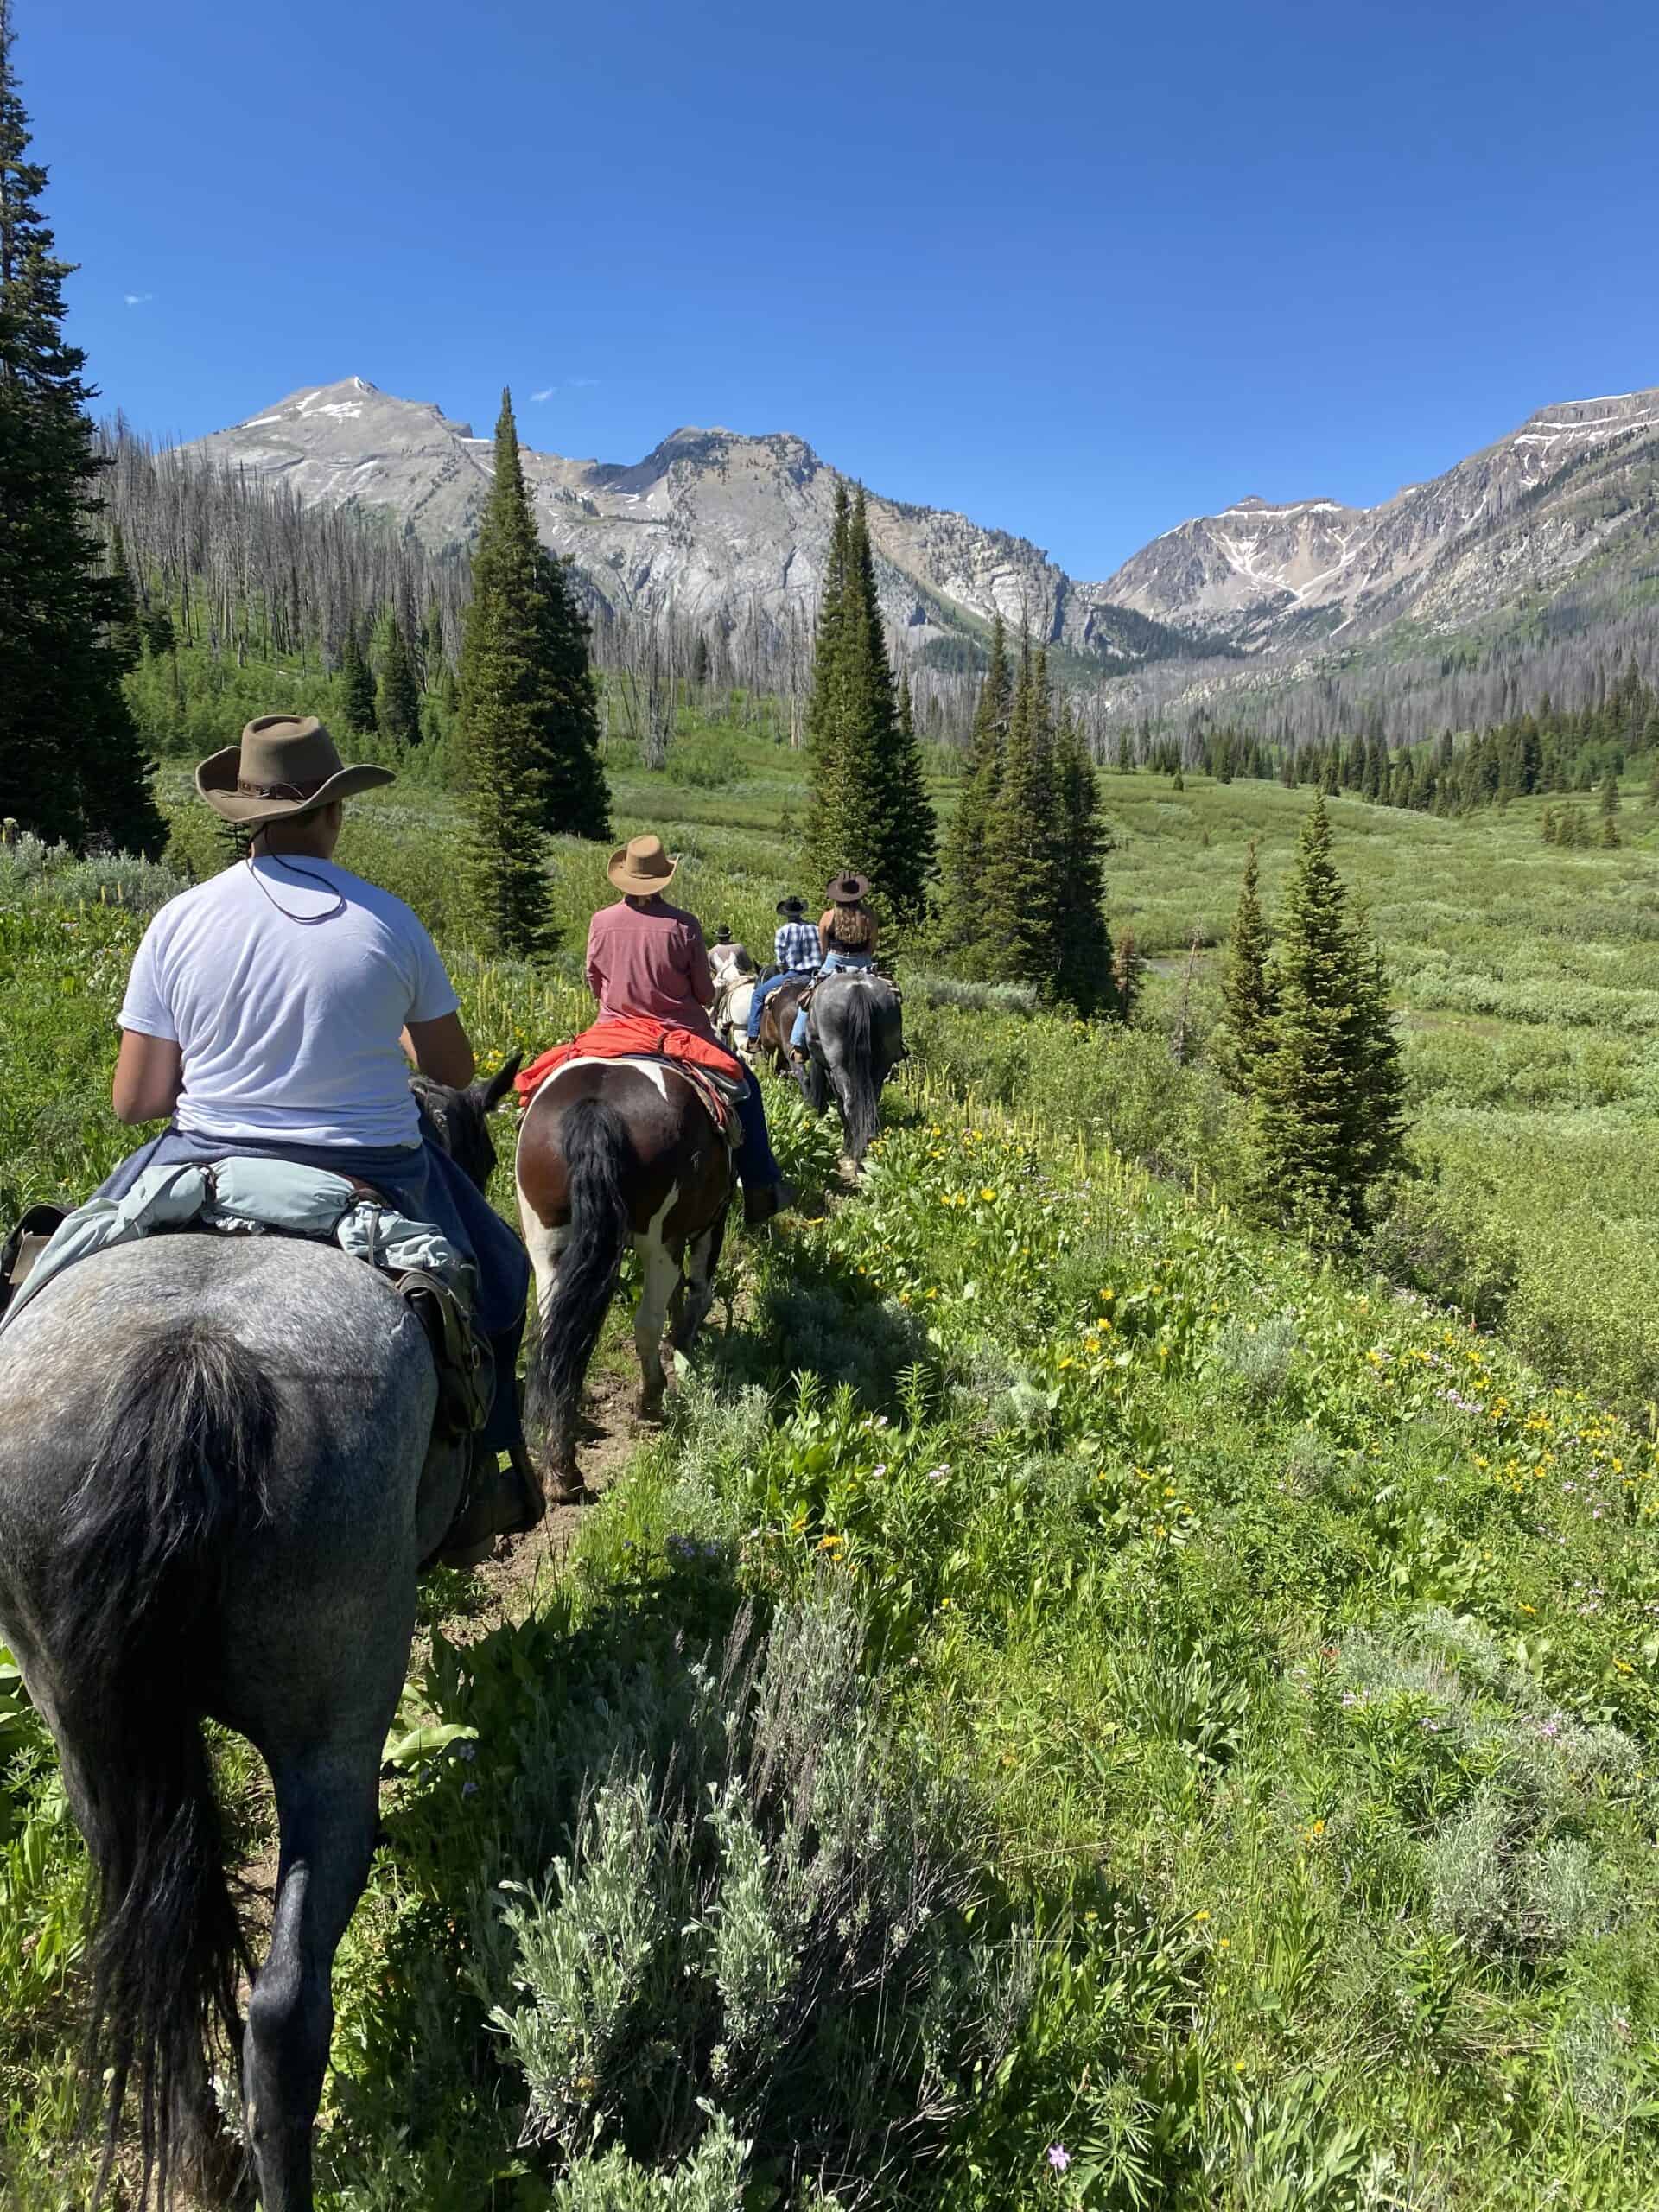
{"left": 775, "top": 919, "right": 821, "bottom": 972}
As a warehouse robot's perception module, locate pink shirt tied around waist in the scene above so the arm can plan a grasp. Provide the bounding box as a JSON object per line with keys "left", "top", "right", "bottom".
{"left": 584, "top": 895, "right": 719, "bottom": 1045}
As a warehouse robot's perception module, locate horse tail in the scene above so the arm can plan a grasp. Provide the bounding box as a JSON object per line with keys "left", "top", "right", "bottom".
{"left": 524, "top": 1096, "right": 633, "bottom": 1458}
{"left": 837, "top": 984, "right": 883, "bottom": 1160}
{"left": 54, "top": 1321, "right": 279, "bottom": 2206}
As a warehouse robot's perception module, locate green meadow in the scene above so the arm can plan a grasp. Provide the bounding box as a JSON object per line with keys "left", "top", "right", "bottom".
{"left": 4, "top": 727, "right": 1659, "bottom": 2207}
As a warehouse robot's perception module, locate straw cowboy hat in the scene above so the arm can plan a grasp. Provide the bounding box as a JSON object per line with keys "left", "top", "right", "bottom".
{"left": 196, "top": 715, "right": 395, "bottom": 826}
{"left": 825, "top": 872, "right": 870, "bottom": 906}
{"left": 607, "top": 833, "right": 678, "bottom": 897}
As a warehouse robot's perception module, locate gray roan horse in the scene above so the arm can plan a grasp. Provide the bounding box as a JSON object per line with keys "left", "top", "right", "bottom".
{"left": 0, "top": 1059, "right": 519, "bottom": 2212}
{"left": 798, "top": 969, "right": 906, "bottom": 1163}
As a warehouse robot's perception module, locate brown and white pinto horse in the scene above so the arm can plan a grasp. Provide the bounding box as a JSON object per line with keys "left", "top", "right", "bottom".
{"left": 515, "top": 1061, "right": 734, "bottom": 1494}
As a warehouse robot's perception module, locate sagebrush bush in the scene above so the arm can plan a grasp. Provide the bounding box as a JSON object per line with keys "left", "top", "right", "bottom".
{"left": 490, "top": 1586, "right": 1014, "bottom": 2198}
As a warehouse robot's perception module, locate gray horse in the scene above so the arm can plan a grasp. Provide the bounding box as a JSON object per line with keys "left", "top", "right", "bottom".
{"left": 0, "top": 1065, "right": 516, "bottom": 2212}
{"left": 798, "top": 970, "right": 906, "bottom": 1163}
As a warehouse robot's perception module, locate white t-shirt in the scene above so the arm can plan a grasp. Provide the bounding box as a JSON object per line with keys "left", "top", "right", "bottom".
{"left": 118, "top": 855, "right": 458, "bottom": 1149}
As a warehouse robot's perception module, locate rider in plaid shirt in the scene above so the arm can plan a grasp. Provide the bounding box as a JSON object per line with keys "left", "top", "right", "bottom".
{"left": 747, "top": 895, "right": 822, "bottom": 1042}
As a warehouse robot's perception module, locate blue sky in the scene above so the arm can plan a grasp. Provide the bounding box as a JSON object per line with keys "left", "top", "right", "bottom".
{"left": 16, "top": 0, "right": 1659, "bottom": 578}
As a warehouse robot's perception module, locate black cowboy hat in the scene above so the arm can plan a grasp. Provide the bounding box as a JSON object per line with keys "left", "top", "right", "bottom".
{"left": 826, "top": 873, "right": 870, "bottom": 905}
{"left": 776, "top": 894, "right": 807, "bottom": 918}
{"left": 714, "top": 925, "right": 734, "bottom": 944}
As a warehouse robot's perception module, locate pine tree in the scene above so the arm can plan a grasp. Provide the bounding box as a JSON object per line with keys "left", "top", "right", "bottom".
{"left": 529, "top": 546, "right": 609, "bottom": 838}
{"left": 375, "top": 609, "right": 423, "bottom": 747}
{"left": 981, "top": 643, "right": 1064, "bottom": 992}
{"left": 1115, "top": 730, "right": 1132, "bottom": 773}
{"left": 802, "top": 482, "right": 855, "bottom": 886}
{"left": 1249, "top": 794, "right": 1406, "bottom": 1237}
{"left": 887, "top": 664, "right": 937, "bottom": 921}
{"left": 455, "top": 389, "right": 555, "bottom": 953}
{"left": 106, "top": 523, "right": 143, "bottom": 668}
{"left": 1111, "top": 928, "right": 1146, "bottom": 1022}
{"left": 0, "top": 10, "right": 162, "bottom": 854}
{"left": 1217, "top": 841, "right": 1275, "bottom": 1093}
{"left": 1051, "top": 699, "right": 1116, "bottom": 1014}
{"left": 799, "top": 486, "right": 925, "bottom": 912}
{"left": 1599, "top": 771, "right": 1620, "bottom": 817}
{"left": 338, "top": 621, "right": 376, "bottom": 734}
{"left": 941, "top": 613, "right": 1011, "bottom": 963}
{"left": 1599, "top": 813, "right": 1621, "bottom": 849}
{"left": 421, "top": 594, "right": 445, "bottom": 685}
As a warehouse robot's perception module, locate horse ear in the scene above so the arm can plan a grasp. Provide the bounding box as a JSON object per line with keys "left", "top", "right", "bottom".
{"left": 482, "top": 1052, "right": 523, "bottom": 1113}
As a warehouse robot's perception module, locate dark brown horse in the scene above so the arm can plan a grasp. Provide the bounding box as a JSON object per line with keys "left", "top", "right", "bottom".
{"left": 755, "top": 976, "right": 811, "bottom": 1075}
{"left": 515, "top": 1060, "right": 734, "bottom": 1494}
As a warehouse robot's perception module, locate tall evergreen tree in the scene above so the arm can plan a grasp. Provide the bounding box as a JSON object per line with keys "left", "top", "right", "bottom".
{"left": 981, "top": 643, "right": 1065, "bottom": 993}
{"left": 105, "top": 522, "right": 143, "bottom": 668}
{"left": 798, "top": 486, "right": 924, "bottom": 910}
{"left": 531, "top": 545, "right": 609, "bottom": 839}
{"left": 0, "top": 10, "right": 162, "bottom": 854}
{"left": 455, "top": 390, "right": 554, "bottom": 953}
{"left": 802, "top": 482, "right": 854, "bottom": 886}
{"left": 886, "top": 663, "right": 937, "bottom": 921}
{"left": 1217, "top": 841, "right": 1276, "bottom": 1094}
{"left": 1249, "top": 795, "right": 1406, "bottom": 1236}
{"left": 1051, "top": 699, "right": 1116, "bottom": 1015}
{"left": 337, "top": 620, "right": 376, "bottom": 734}
{"left": 375, "top": 609, "right": 422, "bottom": 747}
{"left": 941, "top": 613, "right": 1011, "bottom": 964}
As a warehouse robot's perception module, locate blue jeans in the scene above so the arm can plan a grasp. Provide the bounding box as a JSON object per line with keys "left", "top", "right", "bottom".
{"left": 747, "top": 967, "right": 810, "bottom": 1040}
{"left": 790, "top": 953, "right": 874, "bottom": 1050}
{"left": 734, "top": 1078, "right": 781, "bottom": 1187}
{"left": 95, "top": 1127, "right": 532, "bottom": 1452}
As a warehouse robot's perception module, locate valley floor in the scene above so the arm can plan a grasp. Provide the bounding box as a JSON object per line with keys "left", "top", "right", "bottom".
{"left": 5, "top": 756, "right": 1659, "bottom": 2207}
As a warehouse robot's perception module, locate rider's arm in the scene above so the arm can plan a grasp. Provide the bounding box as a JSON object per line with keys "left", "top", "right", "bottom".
{"left": 403, "top": 1013, "right": 475, "bottom": 1090}
{"left": 112, "top": 1029, "right": 184, "bottom": 1123}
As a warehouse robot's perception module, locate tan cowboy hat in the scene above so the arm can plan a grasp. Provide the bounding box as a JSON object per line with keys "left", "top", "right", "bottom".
{"left": 826, "top": 872, "right": 870, "bottom": 905}
{"left": 196, "top": 715, "right": 395, "bottom": 825}
{"left": 607, "top": 833, "right": 678, "bottom": 896}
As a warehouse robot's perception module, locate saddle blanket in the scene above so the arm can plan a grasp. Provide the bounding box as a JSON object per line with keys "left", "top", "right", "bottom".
{"left": 514, "top": 1017, "right": 749, "bottom": 1136}
{"left": 0, "top": 1158, "right": 473, "bottom": 1335}
{"left": 520, "top": 1054, "right": 745, "bottom": 1145}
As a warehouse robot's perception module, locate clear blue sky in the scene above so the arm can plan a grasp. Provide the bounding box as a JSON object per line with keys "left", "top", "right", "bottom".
{"left": 16, "top": 0, "right": 1659, "bottom": 578}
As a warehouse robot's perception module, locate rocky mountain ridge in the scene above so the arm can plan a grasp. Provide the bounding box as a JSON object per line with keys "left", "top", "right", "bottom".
{"left": 181, "top": 379, "right": 1185, "bottom": 667}
{"left": 180, "top": 378, "right": 1659, "bottom": 671}
{"left": 1099, "top": 389, "right": 1659, "bottom": 649}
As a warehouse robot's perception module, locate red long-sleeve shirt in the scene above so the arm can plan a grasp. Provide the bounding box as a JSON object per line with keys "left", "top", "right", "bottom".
{"left": 585, "top": 895, "right": 719, "bottom": 1044}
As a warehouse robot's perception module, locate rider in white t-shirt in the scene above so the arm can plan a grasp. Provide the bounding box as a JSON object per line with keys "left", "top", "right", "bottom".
{"left": 99, "top": 715, "right": 539, "bottom": 1562}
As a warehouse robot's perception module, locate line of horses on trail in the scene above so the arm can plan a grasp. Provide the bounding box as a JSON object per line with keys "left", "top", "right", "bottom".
{"left": 0, "top": 974, "right": 906, "bottom": 2211}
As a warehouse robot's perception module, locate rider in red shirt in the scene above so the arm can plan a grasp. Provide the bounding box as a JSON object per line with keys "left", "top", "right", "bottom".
{"left": 588, "top": 836, "right": 791, "bottom": 1225}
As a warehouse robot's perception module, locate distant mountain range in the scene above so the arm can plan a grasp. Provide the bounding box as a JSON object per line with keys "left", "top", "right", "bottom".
{"left": 181, "top": 378, "right": 1659, "bottom": 676}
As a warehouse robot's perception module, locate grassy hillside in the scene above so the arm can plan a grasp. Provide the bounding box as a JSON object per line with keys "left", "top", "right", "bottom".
{"left": 4, "top": 742, "right": 1659, "bottom": 2206}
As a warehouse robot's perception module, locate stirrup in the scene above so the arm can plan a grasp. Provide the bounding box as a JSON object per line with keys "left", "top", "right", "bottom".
{"left": 429, "top": 1438, "right": 546, "bottom": 1572}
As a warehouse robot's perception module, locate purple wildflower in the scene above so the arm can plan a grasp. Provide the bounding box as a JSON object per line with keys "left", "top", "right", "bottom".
{"left": 1047, "top": 2145, "right": 1071, "bottom": 2173}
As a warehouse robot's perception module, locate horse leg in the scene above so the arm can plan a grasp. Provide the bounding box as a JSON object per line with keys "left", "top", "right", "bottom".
{"left": 518, "top": 1205, "right": 583, "bottom": 1494}
{"left": 671, "top": 1201, "right": 730, "bottom": 1356}
{"left": 633, "top": 1223, "right": 679, "bottom": 1423}
{"left": 243, "top": 1735, "right": 383, "bottom": 2212}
